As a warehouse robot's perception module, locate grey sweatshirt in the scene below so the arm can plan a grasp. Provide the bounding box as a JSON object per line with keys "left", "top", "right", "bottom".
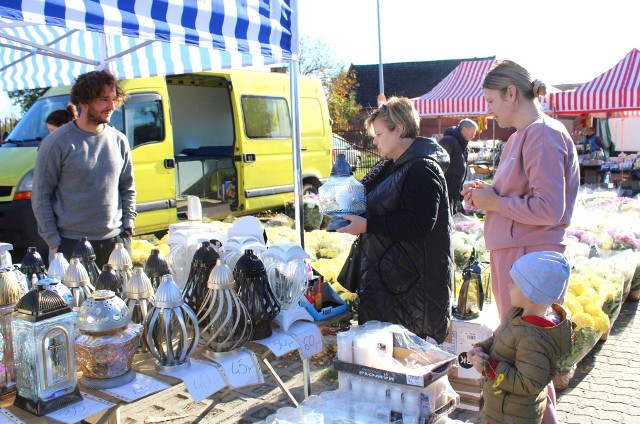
{"left": 32, "top": 121, "right": 137, "bottom": 249}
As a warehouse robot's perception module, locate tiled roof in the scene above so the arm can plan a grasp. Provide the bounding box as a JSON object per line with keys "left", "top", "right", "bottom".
{"left": 349, "top": 56, "right": 495, "bottom": 109}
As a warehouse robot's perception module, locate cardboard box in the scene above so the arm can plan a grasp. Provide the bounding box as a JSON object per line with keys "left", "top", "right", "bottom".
{"left": 333, "top": 345, "right": 457, "bottom": 388}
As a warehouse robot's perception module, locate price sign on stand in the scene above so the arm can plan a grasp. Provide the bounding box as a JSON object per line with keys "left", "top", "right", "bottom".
{"left": 252, "top": 330, "right": 299, "bottom": 357}
{"left": 46, "top": 392, "right": 116, "bottom": 424}
{"left": 102, "top": 372, "right": 171, "bottom": 402}
{"left": 287, "top": 321, "right": 323, "bottom": 358}
{"left": 157, "top": 359, "right": 226, "bottom": 403}
{"left": 209, "top": 347, "right": 264, "bottom": 388}
{"left": 0, "top": 409, "right": 25, "bottom": 424}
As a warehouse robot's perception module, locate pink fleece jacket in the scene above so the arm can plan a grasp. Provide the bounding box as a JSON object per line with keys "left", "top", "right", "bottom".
{"left": 484, "top": 116, "right": 580, "bottom": 251}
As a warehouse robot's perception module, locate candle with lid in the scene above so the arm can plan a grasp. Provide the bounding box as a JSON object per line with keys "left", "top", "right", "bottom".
{"left": 63, "top": 257, "right": 95, "bottom": 308}
{"left": 0, "top": 268, "right": 20, "bottom": 396}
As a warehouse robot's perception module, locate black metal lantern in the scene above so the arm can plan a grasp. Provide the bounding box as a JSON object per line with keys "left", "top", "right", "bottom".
{"left": 20, "top": 247, "right": 47, "bottom": 290}
{"left": 234, "top": 250, "right": 280, "bottom": 340}
{"left": 144, "top": 274, "right": 199, "bottom": 371}
{"left": 454, "top": 248, "right": 485, "bottom": 320}
{"left": 96, "top": 264, "right": 123, "bottom": 298}
{"left": 72, "top": 237, "right": 101, "bottom": 287}
{"left": 182, "top": 240, "right": 220, "bottom": 314}
{"left": 198, "top": 259, "right": 252, "bottom": 358}
{"left": 144, "top": 248, "right": 170, "bottom": 290}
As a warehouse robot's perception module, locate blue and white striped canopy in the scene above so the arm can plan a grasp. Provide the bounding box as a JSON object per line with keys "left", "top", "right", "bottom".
{"left": 0, "top": 0, "right": 298, "bottom": 90}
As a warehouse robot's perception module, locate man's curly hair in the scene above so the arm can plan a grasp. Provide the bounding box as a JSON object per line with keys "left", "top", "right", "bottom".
{"left": 70, "top": 70, "right": 127, "bottom": 107}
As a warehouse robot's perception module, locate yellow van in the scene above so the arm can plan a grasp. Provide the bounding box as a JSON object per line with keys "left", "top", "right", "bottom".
{"left": 0, "top": 69, "right": 332, "bottom": 252}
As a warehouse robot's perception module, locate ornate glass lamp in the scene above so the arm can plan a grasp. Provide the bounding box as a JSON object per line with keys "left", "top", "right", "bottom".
{"left": 72, "top": 237, "right": 100, "bottom": 287}
{"left": 144, "top": 248, "right": 170, "bottom": 290}
{"left": 262, "top": 242, "right": 310, "bottom": 310}
{"left": 0, "top": 268, "right": 21, "bottom": 396}
{"left": 20, "top": 247, "right": 47, "bottom": 290}
{"left": 144, "top": 274, "right": 199, "bottom": 371}
{"left": 96, "top": 264, "right": 123, "bottom": 298}
{"left": 183, "top": 240, "right": 220, "bottom": 314}
{"left": 197, "top": 259, "right": 252, "bottom": 358}
{"left": 35, "top": 278, "right": 74, "bottom": 307}
{"left": 11, "top": 285, "right": 82, "bottom": 416}
{"left": 108, "top": 242, "right": 133, "bottom": 293}
{"left": 47, "top": 252, "right": 69, "bottom": 283}
{"left": 125, "top": 267, "right": 155, "bottom": 353}
{"left": 234, "top": 250, "right": 280, "bottom": 340}
{"left": 75, "top": 290, "right": 142, "bottom": 389}
{"left": 319, "top": 153, "right": 366, "bottom": 231}
{"left": 63, "top": 257, "right": 95, "bottom": 308}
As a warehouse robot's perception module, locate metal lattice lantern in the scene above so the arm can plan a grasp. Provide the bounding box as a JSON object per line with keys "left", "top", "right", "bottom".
{"left": 183, "top": 240, "right": 220, "bottom": 314}
{"left": 222, "top": 236, "right": 266, "bottom": 273}
{"left": 0, "top": 268, "right": 21, "bottom": 396}
{"left": 125, "top": 267, "right": 155, "bottom": 353}
{"left": 198, "top": 259, "right": 252, "bottom": 358}
{"left": 72, "top": 237, "right": 100, "bottom": 287}
{"left": 144, "top": 274, "right": 199, "bottom": 371}
{"left": 63, "top": 257, "right": 95, "bottom": 308}
{"left": 47, "top": 252, "right": 69, "bottom": 283}
{"left": 20, "top": 247, "right": 47, "bottom": 290}
{"left": 11, "top": 286, "right": 82, "bottom": 416}
{"left": 35, "top": 278, "right": 74, "bottom": 307}
{"left": 318, "top": 153, "right": 366, "bottom": 231}
{"left": 262, "top": 242, "right": 310, "bottom": 310}
{"left": 144, "top": 248, "right": 170, "bottom": 290}
{"left": 75, "top": 290, "right": 142, "bottom": 389}
{"left": 96, "top": 264, "right": 123, "bottom": 298}
{"left": 234, "top": 250, "right": 280, "bottom": 340}
{"left": 108, "top": 242, "right": 133, "bottom": 293}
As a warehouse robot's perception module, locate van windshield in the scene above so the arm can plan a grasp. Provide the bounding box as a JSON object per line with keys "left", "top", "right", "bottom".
{"left": 3, "top": 95, "right": 71, "bottom": 147}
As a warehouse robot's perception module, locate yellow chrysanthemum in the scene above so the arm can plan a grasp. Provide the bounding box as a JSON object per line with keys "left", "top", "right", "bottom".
{"left": 592, "top": 313, "right": 610, "bottom": 333}
{"left": 562, "top": 298, "right": 583, "bottom": 316}
{"left": 575, "top": 295, "right": 597, "bottom": 307}
{"left": 583, "top": 303, "right": 603, "bottom": 317}
{"left": 317, "top": 247, "right": 339, "bottom": 259}
{"left": 572, "top": 312, "right": 595, "bottom": 331}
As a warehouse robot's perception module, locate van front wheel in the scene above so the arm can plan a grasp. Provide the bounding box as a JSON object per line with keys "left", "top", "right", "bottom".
{"left": 303, "top": 182, "right": 319, "bottom": 195}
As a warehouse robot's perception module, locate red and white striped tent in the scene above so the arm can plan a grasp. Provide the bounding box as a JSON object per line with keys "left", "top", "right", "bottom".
{"left": 413, "top": 59, "right": 496, "bottom": 117}
{"left": 551, "top": 48, "right": 640, "bottom": 115}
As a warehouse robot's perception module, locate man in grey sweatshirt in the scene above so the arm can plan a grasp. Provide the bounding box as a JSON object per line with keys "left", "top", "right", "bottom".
{"left": 32, "top": 70, "right": 137, "bottom": 267}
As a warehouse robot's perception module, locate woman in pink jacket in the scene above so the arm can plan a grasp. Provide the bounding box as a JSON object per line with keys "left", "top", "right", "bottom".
{"left": 463, "top": 60, "right": 580, "bottom": 319}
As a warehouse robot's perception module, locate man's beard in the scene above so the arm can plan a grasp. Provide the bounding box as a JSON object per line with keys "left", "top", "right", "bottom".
{"left": 86, "top": 106, "right": 111, "bottom": 125}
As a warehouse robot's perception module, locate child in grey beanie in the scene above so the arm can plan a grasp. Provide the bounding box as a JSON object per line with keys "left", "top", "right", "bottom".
{"left": 467, "top": 251, "right": 574, "bottom": 424}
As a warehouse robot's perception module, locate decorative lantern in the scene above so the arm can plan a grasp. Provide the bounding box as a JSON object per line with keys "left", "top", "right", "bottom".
{"left": 63, "top": 257, "right": 95, "bottom": 308}
{"left": 125, "top": 267, "right": 155, "bottom": 353}
{"left": 11, "top": 285, "right": 82, "bottom": 416}
{"left": 144, "top": 275, "right": 199, "bottom": 371}
{"left": 197, "top": 259, "right": 252, "bottom": 358}
{"left": 47, "top": 252, "right": 69, "bottom": 283}
{"left": 0, "top": 268, "right": 21, "bottom": 396}
{"left": 34, "top": 278, "right": 74, "bottom": 307}
{"left": 167, "top": 227, "right": 225, "bottom": 289}
{"left": 454, "top": 248, "right": 485, "bottom": 320}
{"left": 72, "top": 237, "right": 100, "bottom": 287}
{"left": 234, "top": 250, "right": 280, "bottom": 340}
{"left": 222, "top": 236, "right": 266, "bottom": 273}
{"left": 0, "top": 243, "right": 28, "bottom": 296}
{"left": 262, "top": 242, "right": 310, "bottom": 310}
{"left": 20, "top": 247, "right": 47, "bottom": 290}
{"left": 318, "top": 153, "right": 366, "bottom": 231}
{"left": 182, "top": 240, "right": 220, "bottom": 314}
{"left": 75, "top": 290, "right": 142, "bottom": 389}
{"left": 96, "top": 264, "right": 123, "bottom": 298}
{"left": 108, "top": 242, "right": 133, "bottom": 293}
{"left": 144, "top": 248, "right": 170, "bottom": 290}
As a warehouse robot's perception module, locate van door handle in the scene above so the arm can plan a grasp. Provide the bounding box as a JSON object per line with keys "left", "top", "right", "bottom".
{"left": 164, "top": 158, "right": 175, "bottom": 169}
{"left": 301, "top": 147, "right": 308, "bottom": 151}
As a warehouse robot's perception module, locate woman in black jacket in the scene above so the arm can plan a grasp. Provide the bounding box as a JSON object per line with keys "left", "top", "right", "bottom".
{"left": 338, "top": 96, "right": 454, "bottom": 343}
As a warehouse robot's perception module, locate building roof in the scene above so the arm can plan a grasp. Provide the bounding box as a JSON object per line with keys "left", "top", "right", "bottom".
{"left": 349, "top": 56, "right": 495, "bottom": 109}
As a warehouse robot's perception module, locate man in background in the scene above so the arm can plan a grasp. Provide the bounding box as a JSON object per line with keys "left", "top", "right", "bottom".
{"left": 438, "top": 118, "right": 478, "bottom": 214}
{"left": 32, "top": 70, "right": 136, "bottom": 267}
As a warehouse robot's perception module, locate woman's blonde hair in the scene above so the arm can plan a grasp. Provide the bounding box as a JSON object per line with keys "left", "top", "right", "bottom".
{"left": 365, "top": 96, "right": 420, "bottom": 138}
{"left": 483, "top": 60, "right": 547, "bottom": 100}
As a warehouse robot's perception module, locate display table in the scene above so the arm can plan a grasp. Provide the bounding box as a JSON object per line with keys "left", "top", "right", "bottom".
{"left": 0, "top": 317, "right": 329, "bottom": 424}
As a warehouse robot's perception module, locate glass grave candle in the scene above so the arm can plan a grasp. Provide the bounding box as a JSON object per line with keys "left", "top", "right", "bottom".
{"left": 63, "top": 257, "right": 95, "bottom": 308}
{"left": 182, "top": 240, "right": 220, "bottom": 314}
{"left": 95, "top": 264, "right": 123, "bottom": 298}
{"left": 144, "top": 248, "right": 170, "bottom": 290}
{"left": 34, "top": 278, "right": 74, "bottom": 307}
{"left": 108, "top": 242, "right": 133, "bottom": 294}
{"left": 262, "top": 242, "right": 310, "bottom": 310}
{"left": 20, "top": 247, "right": 47, "bottom": 290}
{"left": 72, "top": 237, "right": 100, "bottom": 287}
{"left": 124, "top": 267, "right": 155, "bottom": 353}
{"left": 0, "top": 243, "right": 28, "bottom": 296}
{"left": 47, "top": 252, "right": 69, "bottom": 283}
{"left": 0, "top": 268, "right": 21, "bottom": 396}
{"left": 318, "top": 153, "right": 366, "bottom": 231}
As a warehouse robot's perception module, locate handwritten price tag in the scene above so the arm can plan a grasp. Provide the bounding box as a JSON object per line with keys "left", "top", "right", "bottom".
{"left": 46, "top": 392, "right": 115, "bottom": 424}
{"left": 209, "top": 347, "right": 264, "bottom": 388}
{"left": 0, "top": 409, "right": 25, "bottom": 424}
{"left": 102, "top": 372, "right": 170, "bottom": 402}
{"left": 157, "top": 359, "right": 225, "bottom": 403}
{"left": 287, "top": 321, "right": 323, "bottom": 359}
{"left": 252, "top": 330, "right": 299, "bottom": 357}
